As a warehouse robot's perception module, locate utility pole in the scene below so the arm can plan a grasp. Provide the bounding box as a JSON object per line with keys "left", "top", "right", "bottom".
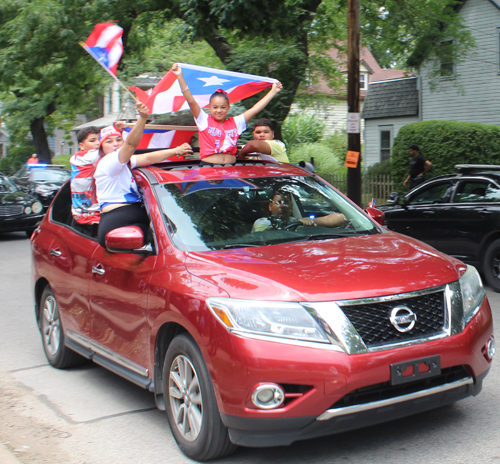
{"left": 347, "top": 0, "right": 361, "bottom": 206}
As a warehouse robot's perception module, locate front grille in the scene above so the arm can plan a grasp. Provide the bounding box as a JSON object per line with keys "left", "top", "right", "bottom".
{"left": 0, "top": 205, "right": 24, "bottom": 216}
{"left": 331, "top": 366, "right": 469, "bottom": 409}
{"left": 339, "top": 291, "right": 445, "bottom": 347}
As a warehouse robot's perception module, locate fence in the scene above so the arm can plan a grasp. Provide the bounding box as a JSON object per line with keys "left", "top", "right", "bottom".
{"left": 321, "top": 173, "right": 394, "bottom": 208}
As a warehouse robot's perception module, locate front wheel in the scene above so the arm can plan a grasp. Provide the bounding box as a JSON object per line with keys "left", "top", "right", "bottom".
{"left": 483, "top": 239, "right": 500, "bottom": 292}
{"left": 163, "top": 333, "right": 236, "bottom": 461}
{"left": 39, "top": 286, "right": 86, "bottom": 368}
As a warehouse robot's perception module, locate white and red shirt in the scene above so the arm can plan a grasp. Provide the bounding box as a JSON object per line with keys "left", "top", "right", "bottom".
{"left": 194, "top": 111, "right": 246, "bottom": 159}
{"left": 94, "top": 150, "right": 141, "bottom": 210}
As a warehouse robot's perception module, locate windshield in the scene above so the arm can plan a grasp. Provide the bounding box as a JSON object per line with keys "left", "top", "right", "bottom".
{"left": 0, "top": 175, "right": 17, "bottom": 193}
{"left": 156, "top": 176, "right": 381, "bottom": 251}
{"left": 31, "top": 169, "right": 69, "bottom": 182}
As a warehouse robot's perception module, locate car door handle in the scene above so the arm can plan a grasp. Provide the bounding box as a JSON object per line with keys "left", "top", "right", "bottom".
{"left": 49, "top": 248, "right": 62, "bottom": 257}
{"left": 92, "top": 264, "right": 105, "bottom": 276}
{"left": 422, "top": 211, "right": 435, "bottom": 217}
{"left": 479, "top": 210, "right": 492, "bottom": 217}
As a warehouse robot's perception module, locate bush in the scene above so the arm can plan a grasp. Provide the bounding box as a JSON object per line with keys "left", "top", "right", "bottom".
{"left": 282, "top": 113, "right": 325, "bottom": 147}
{"left": 392, "top": 120, "right": 500, "bottom": 192}
{"left": 365, "top": 159, "right": 391, "bottom": 176}
{"left": 52, "top": 155, "right": 71, "bottom": 170}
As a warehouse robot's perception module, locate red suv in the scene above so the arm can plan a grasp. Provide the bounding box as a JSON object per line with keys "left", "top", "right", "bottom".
{"left": 31, "top": 159, "right": 494, "bottom": 461}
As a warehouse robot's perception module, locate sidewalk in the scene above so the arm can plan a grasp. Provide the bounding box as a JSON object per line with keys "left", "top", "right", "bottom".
{"left": 0, "top": 442, "right": 22, "bottom": 464}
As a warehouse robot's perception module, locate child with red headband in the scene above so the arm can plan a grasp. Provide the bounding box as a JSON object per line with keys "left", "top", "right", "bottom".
{"left": 171, "top": 63, "right": 282, "bottom": 165}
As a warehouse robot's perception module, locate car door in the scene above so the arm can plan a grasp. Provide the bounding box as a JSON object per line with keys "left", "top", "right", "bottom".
{"left": 45, "top": 182, "right": 100, "bottom": 338}
{"left": 88, "top": 214, "right": 158, "bottom": 373}
{"left": 435, "top": 178, "right": 500, "bottom": 264}
{"left": 384, "top": 179, "right": 457, "bottom": 249}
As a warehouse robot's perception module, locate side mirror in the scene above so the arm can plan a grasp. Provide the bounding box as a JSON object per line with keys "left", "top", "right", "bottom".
{"left": 105, "top": 226, "right": 147, "bottom": 253}
{"left": 366, "top": 207, "right": 385, "bottom": 226}
{"left": 387, "top": 191, "right": 399, "bottom": 205}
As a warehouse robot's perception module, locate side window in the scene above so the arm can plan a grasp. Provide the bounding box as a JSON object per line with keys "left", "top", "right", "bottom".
{"left": 454, "top": 181, "right": 490, "bottom": 203}
{"left": 51, "top": 182, "right": 98, "bottom": 238}
{"left": 408, "top": 182, "right": 453, "bottom": 205}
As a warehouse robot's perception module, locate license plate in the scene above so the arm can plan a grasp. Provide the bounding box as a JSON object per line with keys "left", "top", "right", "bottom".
{"left": 390, "top": 355, "right": 441, "bottom": 386}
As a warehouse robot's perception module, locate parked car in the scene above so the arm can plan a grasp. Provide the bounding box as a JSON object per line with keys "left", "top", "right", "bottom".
{"left": 379, "top": 164, "right": 500, "bottom": 292}
{"left": 31, "top": 159, "right": 494, "bottom": 461}
{"left": 11, "top": 164, "right": 70, "bottom": 210}
{"left": 0, "top": 172, "right": 44, "bottom": 236}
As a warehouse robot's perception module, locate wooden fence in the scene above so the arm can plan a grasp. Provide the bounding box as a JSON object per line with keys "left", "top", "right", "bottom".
{"left": 320, "top": 173, "right": 394, "bottom": 208}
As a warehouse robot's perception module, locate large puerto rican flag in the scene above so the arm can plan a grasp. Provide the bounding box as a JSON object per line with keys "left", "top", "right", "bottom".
{"left": 122, "top": 127, "right": 197, "bottom": 149}
{"left": 81, "top": 23, "right": 123, "bottom": 76}
{"left": 139, "top": 63, "right": 278, "bottom": 115}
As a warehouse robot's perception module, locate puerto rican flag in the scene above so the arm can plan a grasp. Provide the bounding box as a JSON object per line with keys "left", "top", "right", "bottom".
{"left": 122, "top": 127, "right": 197, "bottom": 149}
{"left": 138, "top": 63, "right": 278, "bottom": 115}
{"left": 82, "top": 23, "right": 123, "bottom": 75}
{"left": 368, "top": 198, "right": 376, "bottom": 208}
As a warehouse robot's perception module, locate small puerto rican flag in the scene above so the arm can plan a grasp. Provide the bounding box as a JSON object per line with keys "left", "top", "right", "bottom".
{"left": 368, "top": 198, "right": 376, "bottom": 208}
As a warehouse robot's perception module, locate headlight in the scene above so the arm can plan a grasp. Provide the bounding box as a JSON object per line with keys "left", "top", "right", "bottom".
{"left": 460, "top": 265, "right": 485, "bottom": 325}
{"left": 32, "top": 201, "right": 43, "bottom": 214}
{"left": 207, "top": 297, "right": 330, "bottom": 343}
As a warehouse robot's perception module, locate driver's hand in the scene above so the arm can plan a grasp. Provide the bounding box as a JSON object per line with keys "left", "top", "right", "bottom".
{"left": 299, "top": 217, "right": 316, "bottom": 227}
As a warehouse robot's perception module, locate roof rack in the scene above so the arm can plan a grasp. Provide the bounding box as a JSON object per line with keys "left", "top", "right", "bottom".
{"left": 455, "top": 164, "right": 500, "bottom": 173}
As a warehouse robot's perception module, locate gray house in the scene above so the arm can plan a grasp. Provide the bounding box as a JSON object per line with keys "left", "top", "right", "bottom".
{"left": 363, "top": 0, "right": 500, "bottom": 166}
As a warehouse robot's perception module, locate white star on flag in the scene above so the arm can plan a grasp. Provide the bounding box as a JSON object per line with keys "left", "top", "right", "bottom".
{"left": 198, "top": 76, "right": 230, "bottom": 87}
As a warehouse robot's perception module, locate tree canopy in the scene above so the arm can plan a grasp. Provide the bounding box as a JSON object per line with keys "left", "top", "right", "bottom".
{"left": 0, "top": 0, "right": 474, "bottom": 162}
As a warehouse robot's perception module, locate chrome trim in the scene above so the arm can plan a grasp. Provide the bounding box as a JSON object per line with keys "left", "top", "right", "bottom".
{"left": 316, "top": 377, "right": 474, "bottom": 421}
{"left": 335, "top": 284, "right": 447, "bottom": 306}
{"left": 92, "top": 265, "right": 105, "bottom": 276}
{"left": 66, "top": 330, "right": 149, "bottom": 377}
{"left": 302, "top": 302, "right": 367, "bottom": 354}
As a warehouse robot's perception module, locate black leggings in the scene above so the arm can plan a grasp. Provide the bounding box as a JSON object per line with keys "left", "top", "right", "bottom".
{"left": 98, "top": 203, "right": 149, "bottom": 247}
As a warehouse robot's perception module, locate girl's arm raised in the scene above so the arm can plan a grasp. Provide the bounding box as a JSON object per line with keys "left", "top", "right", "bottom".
{"left": 171, "top": 63, "right": 201, "bottom": 119}
{"left": 242, "top": 81, "right": 282, "bottom": 123}
{"left": 119, "top": 103, "right": 149, "bottom": 164}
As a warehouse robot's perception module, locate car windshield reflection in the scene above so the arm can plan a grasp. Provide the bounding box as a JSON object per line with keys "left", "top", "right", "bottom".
{"left": 156, "top": 176, "right": 380, "bottom": 251}
{"left": 0, "top": 175, "right": 18, "bottom": 193}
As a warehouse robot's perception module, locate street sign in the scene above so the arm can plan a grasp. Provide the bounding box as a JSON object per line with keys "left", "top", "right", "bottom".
{"left": 346, "top": 112, "right": 360, "bottom": 134}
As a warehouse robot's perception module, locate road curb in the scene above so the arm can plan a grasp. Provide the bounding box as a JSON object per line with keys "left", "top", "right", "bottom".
{"left": 0, "top": 442, "right": 23, "bottom": 464}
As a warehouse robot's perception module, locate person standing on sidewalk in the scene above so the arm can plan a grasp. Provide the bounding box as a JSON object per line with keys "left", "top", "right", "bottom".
{"left": 403, "top": 144, "right": 431, "bottom": 189}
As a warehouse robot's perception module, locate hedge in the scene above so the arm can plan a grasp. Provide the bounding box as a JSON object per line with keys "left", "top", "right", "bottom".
{"left": 391, "top": 120, "right": 500, "bottom": 192}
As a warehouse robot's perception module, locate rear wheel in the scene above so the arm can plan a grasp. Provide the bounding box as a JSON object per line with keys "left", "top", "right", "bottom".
{"left": 483, "top": 239, "right": 500, "bottom": 292}
{"left": 163, "top": 333, "right": 236, "bottom": 461}
{"left": 39, "top": 286, "right": 86, "bottom": 368}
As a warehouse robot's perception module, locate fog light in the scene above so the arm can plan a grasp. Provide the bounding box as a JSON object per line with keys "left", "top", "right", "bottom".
{"left": 24, "top": 206, "right": 32, "bottom": 214}
{"left": 485, "top": 336, "right": 495, "bottom": 361}
{"left": 251, "top": 384, "right": 285, "bottom": 409}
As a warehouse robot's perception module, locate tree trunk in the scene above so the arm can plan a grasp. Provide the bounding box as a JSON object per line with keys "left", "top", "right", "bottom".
{"left": 30, "top": 117, "right": 52, "bottom": 164}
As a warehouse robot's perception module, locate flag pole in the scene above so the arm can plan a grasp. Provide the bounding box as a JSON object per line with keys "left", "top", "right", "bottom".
{"left": 79, "top": 42, "right": 139, "bottom": 104}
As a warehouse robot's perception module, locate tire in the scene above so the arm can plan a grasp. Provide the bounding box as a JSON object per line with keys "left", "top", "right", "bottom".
{"left": 483, "top": 239, "right": 500, "bottom": 292}
{"left": 163, "top": 333, "right": 237, "bottom": 461}
{"left": 39, "top": 286, "right": 86, "bottom": 369}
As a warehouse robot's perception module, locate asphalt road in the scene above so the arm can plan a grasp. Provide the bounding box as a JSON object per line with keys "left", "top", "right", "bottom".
{"left": 1, "top": 231, "right": 499, "bottom": 464}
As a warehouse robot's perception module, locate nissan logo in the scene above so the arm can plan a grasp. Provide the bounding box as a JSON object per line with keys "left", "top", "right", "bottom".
{"left": 390, "top": 306, "right": 417, "bottom": 332}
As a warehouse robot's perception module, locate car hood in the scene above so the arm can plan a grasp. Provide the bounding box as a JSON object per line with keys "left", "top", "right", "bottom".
{"left": 184, "top": 233, "right": 461, "bottom": 301}
{"left": 0, "top": 191, "right": 35, "bottom": 204}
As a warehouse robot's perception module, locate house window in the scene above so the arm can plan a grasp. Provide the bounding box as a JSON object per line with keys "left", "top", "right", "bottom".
{"left": 380, "top": 130, "right": 391, "bottom": 161}
{"left": 440, "top": 40, "right": 454, "bottom": 77}
{"left": 360, "top": 74, "right": 367, "bottom": 90}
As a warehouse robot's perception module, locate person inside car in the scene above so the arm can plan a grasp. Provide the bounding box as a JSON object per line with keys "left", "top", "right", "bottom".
{"left": 252, "top": 190, "right": 348, "bottom": 232}
{"left": 94, "top": 102, "right": 193, "bottom": 247}
{"left": 171, "top": 63, "right": 282, "bottom": 166}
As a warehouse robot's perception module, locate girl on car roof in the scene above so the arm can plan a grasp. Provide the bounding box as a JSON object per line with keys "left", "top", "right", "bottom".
{"left": 171, "top": 63, "right": 282, "bottom": 166}
{"left": 94, "top": 102, "right": 192, "bottom": 247}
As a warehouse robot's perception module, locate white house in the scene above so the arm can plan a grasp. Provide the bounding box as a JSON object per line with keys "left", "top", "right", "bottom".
{"left": 363, "top": 0, "right": 500, "bottom": 166}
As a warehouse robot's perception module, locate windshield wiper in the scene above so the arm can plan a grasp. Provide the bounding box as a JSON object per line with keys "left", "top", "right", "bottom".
{"left": 222, "top": 243, "right": 263, "bottom": 249}
{"left": 304, "top": 233, "right": 348, "bottom": 240}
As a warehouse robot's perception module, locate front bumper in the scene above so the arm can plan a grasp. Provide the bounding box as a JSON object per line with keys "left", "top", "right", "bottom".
{"left": 0, "top": 214, "right": 44, "bottom": 232}
{"left": 222, "top": 370, "right": 487, "bottom": 447}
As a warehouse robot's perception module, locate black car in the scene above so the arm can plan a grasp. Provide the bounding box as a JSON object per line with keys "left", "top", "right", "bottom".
{"left": 379, "top": 164, "right": 500, "bottom": 292}
{"left": 10, "top": 164, "right": 70, "bottom": 210}
{"left": 0, "top": 172, "right": 45, "bottom": 236}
